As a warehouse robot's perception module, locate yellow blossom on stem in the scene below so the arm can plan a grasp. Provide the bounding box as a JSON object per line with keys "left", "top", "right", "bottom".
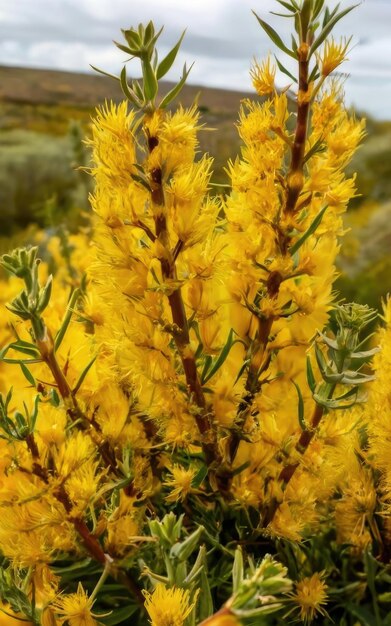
{"left": 52, "top": 583, "right": 99, "bottom": 626}
{"left": 164, "top": 465, "right": 197, "bottom": 502}
{"left": 290, "top": 573, "right": 328, "bottom": 623}
{"left": 318, "top": 37, "right": 351, "bottom": 77}
{"left": 250, "top": 55, "right": 276, "bottom": 96}
{"left": 143, "top": 584, "right": 198, "bottom": 626}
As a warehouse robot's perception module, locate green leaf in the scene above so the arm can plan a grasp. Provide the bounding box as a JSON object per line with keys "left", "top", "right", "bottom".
{"left": 303, "top": 138, "right": 326, "bottom": 164}
{"left": 340, "top": 373, "right": 376, "bottom": 385}
{"left": 275, "top": 0, "right": 297, "bottom": 13}
{"left": 315, "top": 343, "right": 329, "bottom": 379}
{"left": 37, "top": 275, "right": 53, "bottom": 313}
{"left": 275, "top": 56, "right": 297, "bottom": 83}
{"left": 157, "top": 30, "right": 186, "bottom": 79}
{"left": 5, "top": 340, "right": 40, "bottom": 358}
{"left": 170, "top": 525, "right": 204, "bottom": 561}
{"left": 289, "top": 205, "right": 328, "bottom": 255}
{"left": 19, "top": 363, "right": 36, "bottom": 387}
{"left": 132, "top": 79, "right": 144, "bottom": 101}
{"left": 202, "top": 329, "right": 235, "bottom": 384}
{"left": 292, "top": 379, "right": 305, "bottom": 430}
{"left": 306, "top": 356, "right": 317, "bottom": 393}
{"left": 350, "top": 347, "right": 380, "bottom": 360}
{"left": 159, "top": 62, "right": 194, "bottom": 109}
{"left": 252, "top": 12, "right": 297, "bottom": 59}
{"left": 300, "top": 0, "right": 312, "bottom": 40}
{"left": 142, "top": 57, "right": 158, "bottom": 101}
{"left": 130, "top": 173, "right": 151, "bottom": 192}
{"left": 233, "top": 547, "right": 244, "bottom": 594}
{"left": 198, "top": 567, "right": 214, "bottom": 620}
{"left": 191, "top": 464, "right": 208, "bottom": 488}
{"left": 90, "top": 65, "right": 120, "bottom": 82}
{"left": 55, "top": 288, "right": 80, "bottom": 352}
{"left": 73, "top": 356, "right": 97, "bottom": 395}
{"left": 234, "top": 358, "right": 250, "bottom": 386}
{"left": 120, "top": 66, "right": 143, "bottom": 108}
{"left": 309, "top": 5, "right": 359, "bottom": 57}
{"left": 308, "top": 64, "right": 321, "bottom": 82}
{"left": 112, "top": 41, "right": 133, "bottom": 55}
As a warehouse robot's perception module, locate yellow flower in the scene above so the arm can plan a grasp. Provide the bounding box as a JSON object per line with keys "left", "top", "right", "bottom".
{"left": 164, "top": 465, "right": 197, "bottom": 503}
{"left": 318, "top": 38, "right": 351, "bottom": 77}
{"left": 250, "top": 55, "right": 276, "bottom": 96}
{"left": 291, "top": 573, "right": 328, "bottom": 623}
{"left": 53, "top": 583, "right": 99, "bottom": 626}
{"left": 143, "top": 584, "right": 198, "bottom": 626}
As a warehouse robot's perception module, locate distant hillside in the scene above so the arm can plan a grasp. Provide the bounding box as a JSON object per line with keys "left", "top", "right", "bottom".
{"left": 0, "top": 65, "right": 253, "bottom": 113}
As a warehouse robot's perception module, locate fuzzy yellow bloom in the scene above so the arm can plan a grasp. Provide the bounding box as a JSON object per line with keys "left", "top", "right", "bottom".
{"left": 164, "top": 465, "right": 197, "bottom": 503}
{"left": 52, "top": 583, "right": 98, "bottom": 626}
{"left": 143, "top": 584, "right": 198, "bottom": 626}
{"left": 291, "top": 573, "right": 328, "bottom": 623}
{"left": 319, "top": 37, "right": 351, "bottom": 77}
{"left": 250, "top": 55, "right": 276, "bottom": 96}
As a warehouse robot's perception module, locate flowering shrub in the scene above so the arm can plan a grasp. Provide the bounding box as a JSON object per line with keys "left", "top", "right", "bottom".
{"left": 1, "top": 2, "right": 390, "bottom": 625}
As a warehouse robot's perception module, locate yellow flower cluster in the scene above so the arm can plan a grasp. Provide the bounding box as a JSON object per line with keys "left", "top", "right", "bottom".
{"left": 0, "top": 3, "right": 386, "bottom": 625}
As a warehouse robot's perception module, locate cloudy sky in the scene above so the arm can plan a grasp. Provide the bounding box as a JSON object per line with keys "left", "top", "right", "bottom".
{"left": 1, "top": 0, "right": 390, "bottom": 119}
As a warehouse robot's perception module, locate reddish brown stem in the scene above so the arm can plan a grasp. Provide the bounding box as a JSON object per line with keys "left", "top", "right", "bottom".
{"left": 26, "top": 446, "right": 144, "bottom": 605}
{"left": 146, "top": 128, "right": 221, "bottom": 474}
{"left": 226, "top": 272, "right": 284, "bottom": 468}
{"left": 263, "top": 402, "right": 324, "bottom": 527}
{"left": 36, "top": 330, "right": 121, "bottom": 477}
{"left": 285, "top": 45, "right": 310, "bottom": 215}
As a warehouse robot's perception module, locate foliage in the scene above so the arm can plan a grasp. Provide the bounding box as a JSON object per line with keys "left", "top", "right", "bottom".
{"left": 1, "top": 2, "right": 391, "bottom": 626}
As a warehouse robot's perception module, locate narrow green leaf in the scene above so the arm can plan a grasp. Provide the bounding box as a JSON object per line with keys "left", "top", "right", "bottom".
{"left": 310, "top": 5, "right": 359, "bottom": 57}
{"left": 191, "top": 464, "right": 208, "bottom": 488}
{"left": 6, "top": 341, "right": 40, "bottom": 358}
{"left": 252, "top": 12, "right": 297, "bottom": 59}
{"left": 275, "top": 56, "right": 297, "bottom": 83}
{"left": 159, "top": 62, "right": 194, "bottom": 109}
{"left": 303, "top": 138, "right": 325, "bottom": 164}
{"left": 340, "top": 373, "right": 376, "bottom": 385}
{"left": 54, "top": 288, "right": 80, "bottom": 352}
{"left": 19, "top": 363, "right": 35, "bottom": 387}
{"left": 308, "top": 65, "right": 320, "bottom": 83}
{"left": 289, "top": 205, "right": 328, "bottom": 255}
{"left": 315, "top": 343, "right": 329, "bottom": 378}
{"left": 202, "top": 329, "right": 235, "bottom": 384}
{"left": 132, "top": 79, "right": 144, "bottom": 101}
{"left": 198, "top": 568, "right": 214, "bottom": 620}
{"left": 306, "top": 356, "right": 317, "bottom": 393}
{"left": 142, "top": 57, "right": 158, "bottom": 101}
{"left": 73, "top": 356, "right": 97, "bottom": 395}
{"left": 350, "top": 347, "right": 380, "bottom": 359}
{"left": 234, "top": 358, "right": 250, "bottom": 386}
{"left": 233, "top": 547, "right": 244, "bottom": 594}
{"left": 130, "top": 173, "right": 152, "bottom": 192}
{"left": 276, "top": 0, "right": 297, "bottom": 12}
{"left": 201, "top": 355, "right": 213, "bottom": 385}
{"left": 292, "top": 379, "right": 305, "bottom": 430}
{"left": 157, "top": 30, "right": 186, "bottom": 80}
{"left": 90, "top": 65, "right": 120, "bottom": 82}
{"left": 120, "top": 66, "right": 143, "bottom": 107}
{"left": 37, "top": 275, "right": 53, "bottom": 313}
{"left": 113, "top": 41, "right": 133, "bottom": 55}
{"left": 313, "top": 0, "right": 326, "bottom": 20}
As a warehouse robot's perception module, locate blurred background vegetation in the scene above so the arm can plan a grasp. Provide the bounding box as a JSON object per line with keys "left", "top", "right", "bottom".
{"left": 1, "top": 65, "right": 390, "bottom": 309}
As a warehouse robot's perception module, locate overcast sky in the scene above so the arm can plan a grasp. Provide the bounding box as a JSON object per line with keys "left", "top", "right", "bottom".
{"left": 0, "top": 0, "right": 390, "bottom": 119}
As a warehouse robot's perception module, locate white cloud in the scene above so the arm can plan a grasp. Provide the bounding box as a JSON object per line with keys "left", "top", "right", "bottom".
{"left": 0, "top": 0, "right": 390, "bottom": 118}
